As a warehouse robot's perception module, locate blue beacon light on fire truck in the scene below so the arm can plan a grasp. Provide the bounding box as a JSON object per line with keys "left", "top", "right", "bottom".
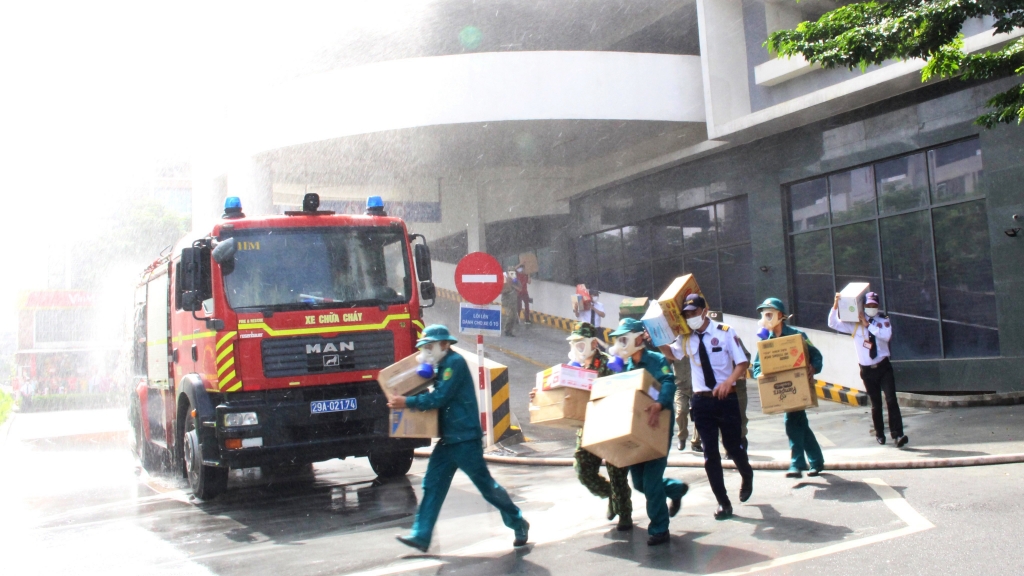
{"left": 222, "top": 196, "right": 245, "bottom": 219}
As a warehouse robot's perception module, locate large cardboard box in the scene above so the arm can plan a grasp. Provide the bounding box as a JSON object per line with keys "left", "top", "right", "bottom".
{"left": 529, "top": 387, "right": 590, "bottom": 429}
{"left": 378, "top": 353, "right": 433, "bottom": 398}
{"left": 641, "top": 300, "right": 676, "bottom": 347}
{"left": 657, "top": 274, "right": 702, "bottom": 337}
{"left": 590, "top": 369, "right": 661, "bottom": 402}
{"left": 757, "top": 367, "right": 818, "bottom": 414}
{"left": 518, "top": 252, "right": 540, "bottom": 275}
{"left": 838, "top": 282, "right": 870, "bottom": 323}
{"left": 619, "top": 297, "right": 650, "bottom": 320}
{"left": 756, "top": 334, "right": 809, "bottom": 375}
{"left": 581, "top": 389, "right": 670, "bottom": 468}
{"left": 389, "top": 408, "right": 439, "bottom": 438}
{"left": 536, "top": 364, "right": 598, "bottom": 392}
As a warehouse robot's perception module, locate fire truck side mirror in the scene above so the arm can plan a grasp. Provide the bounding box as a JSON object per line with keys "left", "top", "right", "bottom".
{"left": 414, "top": 244, "right": 432, "bottom": 282}
{"left": 180, "top": 247, "right": 204, "bottom": 312}
{"left": 212, "top": 238, "right": 237, "bottom": 264}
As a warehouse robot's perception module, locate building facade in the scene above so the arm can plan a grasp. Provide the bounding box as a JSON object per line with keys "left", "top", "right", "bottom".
{"left": 196, "top": 0, "right": 1024, "bottom": 393}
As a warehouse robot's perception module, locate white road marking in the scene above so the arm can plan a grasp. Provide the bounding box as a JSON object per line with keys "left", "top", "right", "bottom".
{"left": 709, "top": 477, "right": 933, "bottom": 575}
{"left": 815, "top": 432, "right": 836, "bottom": 447}
{"left": 461, "top": 274, "right": 497, "bottom": 283}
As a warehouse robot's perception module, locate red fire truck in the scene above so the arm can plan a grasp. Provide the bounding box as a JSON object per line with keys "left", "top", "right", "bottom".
{"left": 129, "top": 194, "right": 436, "bottom": 499}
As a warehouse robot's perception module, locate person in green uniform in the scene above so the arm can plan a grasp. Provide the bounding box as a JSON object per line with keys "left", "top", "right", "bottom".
{"left": 389, "top": 324, "right": 529, "bottom": 552}
{"left": 749, "top": 298, "right": 826, "bottom": 478}
{"left": 607, "top": 318, "right": 688, "bottom": 546}
{"left": 530, "top": 322, "right": 633, "bottom": 530}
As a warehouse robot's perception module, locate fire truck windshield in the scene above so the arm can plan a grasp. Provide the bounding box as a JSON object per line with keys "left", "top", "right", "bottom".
{"left": 222, "top": 227, "right": 411, "bottom": 312}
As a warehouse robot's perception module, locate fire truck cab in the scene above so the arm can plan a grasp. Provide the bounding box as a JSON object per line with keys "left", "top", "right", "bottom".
{"left": 129, "top": 194, "right": 436, "bottom": 500}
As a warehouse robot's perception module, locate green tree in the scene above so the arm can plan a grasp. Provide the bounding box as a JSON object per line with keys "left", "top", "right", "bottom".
{"left": 766, "top": 1, "right": 1024, "bottom": 127}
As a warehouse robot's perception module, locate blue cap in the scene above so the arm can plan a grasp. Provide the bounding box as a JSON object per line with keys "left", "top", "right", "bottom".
{"left": 367, "top": 196, "right": 384, "bottom": 209}
{"left": 225, "top": 196, "right": 242, "bottom": 210}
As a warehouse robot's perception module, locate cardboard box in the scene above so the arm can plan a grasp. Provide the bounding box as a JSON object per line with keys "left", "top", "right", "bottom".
{"left": 536, "top": 364, "right": 598, "bottom": 392}
{"left": 757, "top": 367, "right": 818, "bottom": 414}
{"left": 657, "top": 274, "right": 702, "bottom": 337}
{"left": 389, "top": 408, "right": 439, "bottom": 438}
{"left": 590, "top": 369, "right": 661, "bottom": 402}
{"left": 838, "top": 282, "right": 870, "bottom": 323}
{"left": 529, "top": 387, "right": 590, "bottom": 429}
{"left": 619, "top": 297, "right": 650, "bottom": 320}
{"left": 576, "top": 284, "right": 592, "bottom": 306}
{"left": 756, "top": 334, "right": 808, "bottom": 376}
{"left": 518, "top": 252, "right": 540, "bottom": 275}
{"left": 377, "top": 353, "right": 433, "bottom": 398}
{"left": 581, "top": 389, "right": 670, "bottom": 468}
{"left": 641, "top": 300, "right": 676, "bottom": 347}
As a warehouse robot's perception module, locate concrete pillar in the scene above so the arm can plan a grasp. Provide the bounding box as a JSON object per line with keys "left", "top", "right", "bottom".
{"left": 226, "top": 156, "right": 274, "bottom": 216}
{"left": 696, "top": 0, "right": 752, "bottom": 135}
{"left": 466, "top": 181, "right": 487, "bottom": 254}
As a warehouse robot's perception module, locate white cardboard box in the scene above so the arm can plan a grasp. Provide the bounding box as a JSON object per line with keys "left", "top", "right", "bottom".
{"left": 641, "top": 300, "right": 676, "bottom": 347}
{"left": 536, "top": 364, "right": 598, "bottom": 392}
{"left": 838, "top": 282, "right": 870, "bottom": 323}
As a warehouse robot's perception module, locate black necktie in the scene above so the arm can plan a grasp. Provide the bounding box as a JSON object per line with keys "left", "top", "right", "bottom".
{"left": 697, "top": 332, "right": 717, "bottom": 389}
{"left": 868, "top": 325, "right": 878, "bottom": 360}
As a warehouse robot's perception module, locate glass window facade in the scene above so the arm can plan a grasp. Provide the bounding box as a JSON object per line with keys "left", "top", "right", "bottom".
{"left": 576, "top": 196, "right": 753, "bottom": 316}
{"left": 787, "top": 138, "right": 998, "bottom": 359}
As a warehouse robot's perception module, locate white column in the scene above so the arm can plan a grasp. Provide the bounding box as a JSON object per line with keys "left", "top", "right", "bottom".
{"left": 466, "top": 180, "right": 486, "bottom": 254}
{"left": 696, "top": 0, "right": 753, "bottom": 135}
{"left": 227, "top": 156, "right": 274, "bottom": 216}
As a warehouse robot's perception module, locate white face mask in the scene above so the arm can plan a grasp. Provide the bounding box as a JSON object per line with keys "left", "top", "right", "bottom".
{"left": 416, "top": 343, "right": 443, "bottom": 366}
{"left": 569, "top": 338, "right": 598, "bottom": 364}
{"left": 864, "top": 308, "right": 879, "bottom": 318}
{"left": 686, "top": 315, "right": 705, "bottom": 331}
{"left": 609, "top": 334, "right": 644, "bottom": 359}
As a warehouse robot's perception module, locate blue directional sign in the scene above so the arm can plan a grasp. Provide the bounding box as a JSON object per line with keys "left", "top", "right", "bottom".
{"left": 459, "top": 303, "right": 502, "bottom": 336}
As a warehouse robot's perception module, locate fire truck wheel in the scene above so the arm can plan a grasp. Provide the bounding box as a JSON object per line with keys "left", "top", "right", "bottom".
{"left": 368, "top": 449, "right": 415, "bottom": 478}
{"left": 184, "top": 413, "right": 228, "bottom": 500}
{"left": 129, "top": 394, "right": 159, "bottom": 471}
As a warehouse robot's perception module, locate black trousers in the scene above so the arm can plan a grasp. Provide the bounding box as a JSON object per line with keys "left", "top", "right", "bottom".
{"left": 860, "top": 358, "right": 904, "bottom": 439}
{"left": 691, "top": 394, "right": 753, "bottom": 507}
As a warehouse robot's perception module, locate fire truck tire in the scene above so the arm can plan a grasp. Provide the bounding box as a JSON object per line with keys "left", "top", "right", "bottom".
{"left": 184, "top": 413, "right": 228, "bottom": 500}
{"left": 129, "top": 394, "right": 159, "bottom": 472}
{"left": 368, "top": 449, "right": 415, "bottom": 478}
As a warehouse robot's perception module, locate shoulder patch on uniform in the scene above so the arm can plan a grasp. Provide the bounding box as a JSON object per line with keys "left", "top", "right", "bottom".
{"left": 442, "top": 367, "right": 453, "bottom": 380}
{"left": 719, "top": 324, "right": 731, "bottom": 332}
{"left": 661, "top": 365, "right": 671, "bottom": 374}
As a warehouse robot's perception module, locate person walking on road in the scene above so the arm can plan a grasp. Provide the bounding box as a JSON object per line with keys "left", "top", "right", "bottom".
{"left": 574, "top": 289, "right": 606, "bottom": 328}
{"left": 828, "top": 292, "right": 908, "bottom": 447}
{"left": 530, "top": 322, "right": 633, "bottom": 530}
{"left": 514, "top": 264, "right": 532, "bottom": 324}
{"left": 607, "top": 318, "right": 688, "bottom": 546}
{"left": 389, "top": 325, "right": 529, "bottom": 552}
{"left": 750, "top": 298, "right": 825, "bottom": 479}
{"left": 500, "top": 270, "right": 519, "bottom": 337}
{"left": 661, "top": 295, "right": 753, "bottom": 520}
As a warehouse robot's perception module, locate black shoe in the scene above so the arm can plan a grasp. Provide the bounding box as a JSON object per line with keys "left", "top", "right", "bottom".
{"left": 513, "top": 520, "right": 530, "bottom": 547}
{"left": 691, "top": 443, "right": 703, "bottom": 453}
{"left": 895, "top": 435, "right": 909, "bottom": 448}
{"left": 739, "top": 475, "right": 753, "bottom": 503}
{"left": 606, "top": 501, "right": 616, "bottom": 521}
{"left": 617, "top": 516, "right": 634, "bottom": 531}
{"left": 785, "top": 468, "right": 802, "bottom": 478}
{"left": 677, "top": 438, "right": 686, "bottom": 451}
{"left": 876, "top": 436, "right": 886, "bottom": 445}
{"left": 808, "top": 464, "right": 824, "bottom": 477}
{"left": 714, "top": 505, "right": 733, "bottom": 520}
{"left": 668, "top": 482, "right": 688, "bottom": 517}
{"left": 396, "top": 535, "right": 429, "bottom": 553}
{"left": 647, "top": 531, "right": 670, "bottom": 546}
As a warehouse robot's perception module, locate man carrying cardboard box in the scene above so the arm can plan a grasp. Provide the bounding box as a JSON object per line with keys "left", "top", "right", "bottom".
{"left": 828, "top": 291, "right": 908, "bottom": 447}
{"left": 750, "top": 299, "right": 825, "bottom": 479}
{"left": 388, "top": 325, "right": 529, "bottom": 552}
{"left": 530, "top": 322, "right": 633, "bottom": 530}
{"left": 606, "top": 318, "right": 688, "bottom": 546}
{"left": 661, "top": 295, "right": 753, "bottom": 521}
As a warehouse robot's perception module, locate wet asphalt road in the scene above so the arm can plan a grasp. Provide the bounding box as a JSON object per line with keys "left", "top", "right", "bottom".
{"left": 4, "top": 405, "right": 1024, "bottom": 575}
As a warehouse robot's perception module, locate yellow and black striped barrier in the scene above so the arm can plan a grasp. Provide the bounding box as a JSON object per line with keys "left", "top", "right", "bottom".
{"left": 451, "top": 345, "right": 524, "bottom": 445}
{"left": 815, "top": 380, "right": 869, "bottom": 407}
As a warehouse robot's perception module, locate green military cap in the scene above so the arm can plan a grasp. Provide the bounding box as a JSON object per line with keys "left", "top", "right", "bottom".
{"left": 609, "top": 317, "right": 645, "bottom": 337}
{"left": 567, "top": 322, "right": 599, "bottom": 340}
{"left": 416, "top": 324, "right": 459, "bottom": 348}
{"left": 756, "top": 297, "right": 787, "bottom": 315}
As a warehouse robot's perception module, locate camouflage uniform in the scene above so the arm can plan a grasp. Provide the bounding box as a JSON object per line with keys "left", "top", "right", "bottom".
{"left": 573, "top": 348, "right": 632, "bottom": 523}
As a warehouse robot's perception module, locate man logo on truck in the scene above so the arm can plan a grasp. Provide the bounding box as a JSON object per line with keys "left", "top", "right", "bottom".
{"left": 306, "top": 342, "right": 356, "bottom": 354}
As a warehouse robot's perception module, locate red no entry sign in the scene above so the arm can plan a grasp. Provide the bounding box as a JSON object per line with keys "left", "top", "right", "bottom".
{"left": 455, "top": 252, "right": 505, "bottom": 305}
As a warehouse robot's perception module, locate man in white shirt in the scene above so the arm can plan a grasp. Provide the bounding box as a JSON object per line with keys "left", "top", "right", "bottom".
{"left": 660, "top": 295, "right": 753, "bottom": 520}
{"left": 828, "top": 291, "right": 908, "bottom": 447}
{"left": 574, "top": 289, "right": 605, "bottom": 328}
